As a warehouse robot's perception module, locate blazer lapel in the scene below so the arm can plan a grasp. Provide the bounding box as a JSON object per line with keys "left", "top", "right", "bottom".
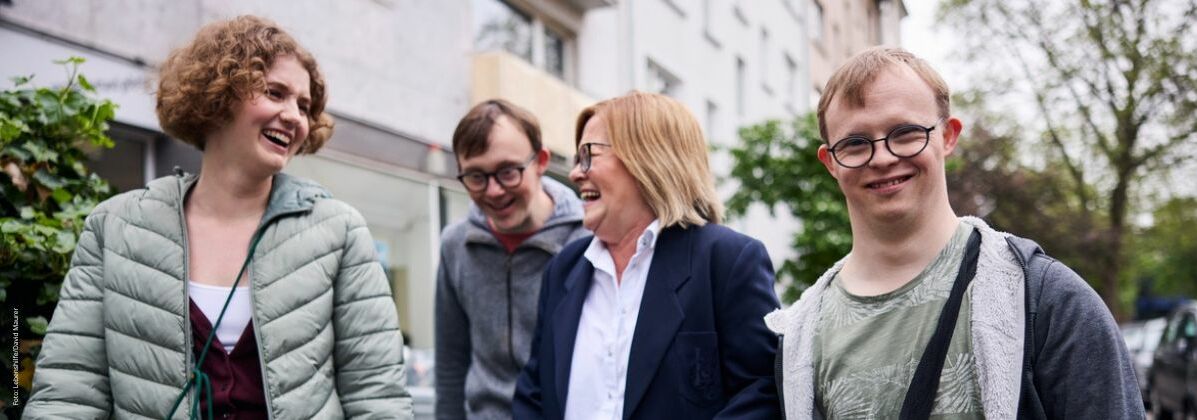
{"left": 623, "top": 226, "right": 692, "bottom": 419}
{"left": 552, "top": 259, "right": 595, "bottom": 405}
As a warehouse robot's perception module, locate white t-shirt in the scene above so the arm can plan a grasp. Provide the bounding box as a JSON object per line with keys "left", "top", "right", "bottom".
{"left": 188, "top": 281, "right": 252, "bottom": 353}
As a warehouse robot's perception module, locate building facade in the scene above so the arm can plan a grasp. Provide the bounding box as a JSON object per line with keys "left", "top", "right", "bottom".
{"left": 807, "top": 0, "right": 906, "bottom": 105}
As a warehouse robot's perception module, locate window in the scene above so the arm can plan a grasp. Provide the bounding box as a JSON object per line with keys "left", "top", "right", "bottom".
{"left": 87, "top": 122, "right": 202, "bottom": 193}
{"left": 705, "top": 100, "right": 720, "bottom": 141}
{"left": 441, "top": 188, "right": 471, "bottom": 232}
{"left": 473, "top": 0, "right": 533, "bottom": 62}
{"left": 661, "top": 0, "right": 685, "bottom": 17}
{"left": 702, "top": 0, "right": 720, "bottom": 47}
{"left": 647, "top": 59, "right": 681, "bottom": 97}
{"left": 473, "top": 0, "right": 573, "bottom": 82}
{"left": 785, "top": 54, "right": 798, "bottom": 110}
{"left": 543, "top": 26, "right": 566, "bottom": 79}
{"left": 735, "top": 57, "right": 746, "bottom": 116}
{"left": 870, "top": 0, "right": 883, "bottom": 44}
{"left": 811, "top": 83, "right": 823, "bottom": 110}
{"left": 703, "top": 0, "right": 712, "bottom": 30}
{"left": 86, "top": 129, "right": 149, "bottom": 193}
{"left": 1184, "top": 315, "right": 1197, "bottom": 340}
{"left": 810, "top": 0, "right": 824, "bottom": 43}
{"left": 783, "top": 0, "right": 801, "bottom": 23}
{"left": 760, "top": 28, "right": 771, "bottom": 94}
{"left": 732, "top": 2, "right": 748, "bottom": 27}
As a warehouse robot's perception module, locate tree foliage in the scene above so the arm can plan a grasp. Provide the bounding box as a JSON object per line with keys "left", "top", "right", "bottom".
{"left": 1127, "top": 197, "right": 1197, "bottom": 299}
{"left": 725, "top": 113, "right": 850, "bottom": 303}
{"left": 945, "top": 93, "right": 1133, "bottom": 307}
{"left": 0, "top": 57, "right": 116, "bottom": 332}
{"left": 940, "top": 0, "right": 1197, "bottom": 318}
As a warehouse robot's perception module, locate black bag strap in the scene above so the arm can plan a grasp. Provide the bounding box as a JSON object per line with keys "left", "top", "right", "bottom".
{"left": 899, "top": 229, "right": 982, "bottom": 420}
{"left": 1017, "top": 249, "right": 1050, "bottom": 419}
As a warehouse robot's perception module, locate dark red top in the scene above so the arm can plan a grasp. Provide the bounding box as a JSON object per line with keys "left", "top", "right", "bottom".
{"left": 490, "top": 225, "right": 536, "bottom": 254}
{"left": 189, "top": 299, "right": 269, "bottom": 420}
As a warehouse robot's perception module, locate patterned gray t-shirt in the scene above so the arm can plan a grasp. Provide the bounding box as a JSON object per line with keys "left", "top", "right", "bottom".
{"left": 814, "top": 223, "right": 983, "bottom": 419}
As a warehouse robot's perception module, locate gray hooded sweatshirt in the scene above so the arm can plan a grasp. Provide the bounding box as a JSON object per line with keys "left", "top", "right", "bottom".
{"left": 435, "top": 177, "right": 588, "bottom": 420}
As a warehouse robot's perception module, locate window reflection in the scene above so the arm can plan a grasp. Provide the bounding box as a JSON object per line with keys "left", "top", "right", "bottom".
{"left": 474, "top": 0, "right": 533, "bottom": 62}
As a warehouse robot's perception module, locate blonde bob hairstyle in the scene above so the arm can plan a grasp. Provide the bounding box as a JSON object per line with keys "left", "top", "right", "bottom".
{"left": 575, "top": 91, "right": 723, "bottom": 228}
{"left": 816, "top": 46, "right": 950, "bottom": 143}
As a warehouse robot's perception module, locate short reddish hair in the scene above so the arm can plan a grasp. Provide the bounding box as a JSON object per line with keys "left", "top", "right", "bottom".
{"left": 817, "top": 46, "right": 950, "bottom": 143}
{"left": 156, "top": 15, "right": 333, "bottom": 154}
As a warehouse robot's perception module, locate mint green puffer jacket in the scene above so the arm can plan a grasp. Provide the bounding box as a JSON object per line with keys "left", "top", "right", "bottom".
{"left": 25, "top": 172, "right": 413, "bottom": 419}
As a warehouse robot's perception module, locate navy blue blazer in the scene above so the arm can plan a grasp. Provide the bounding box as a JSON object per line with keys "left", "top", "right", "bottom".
{"left": 513, "top": 223, "right": 782, "bottom": 420}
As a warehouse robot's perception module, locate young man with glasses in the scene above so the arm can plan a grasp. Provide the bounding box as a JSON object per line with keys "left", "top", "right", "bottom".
{"left": 765, "top": 47, "right": 1143, "bottom": 419}
{"left": 436, "top": 99, "right": 588, "bottom": 419}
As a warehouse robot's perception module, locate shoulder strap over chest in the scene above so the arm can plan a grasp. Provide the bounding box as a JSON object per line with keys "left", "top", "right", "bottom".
{"left": 1016, "top": 241, "right": 1052, "bottom": 419}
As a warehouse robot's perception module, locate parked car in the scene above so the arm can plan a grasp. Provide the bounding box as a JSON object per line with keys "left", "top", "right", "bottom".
{"left": 1123, "top": 317, "right": 1168, "bottom": 406}
{"left": 1149, "top": 302, "right": 1197, "bottom": 419}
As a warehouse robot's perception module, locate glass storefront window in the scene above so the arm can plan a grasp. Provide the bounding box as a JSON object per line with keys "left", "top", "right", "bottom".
{"left": 440, "top": 187, "right": 472, "bottom": 231}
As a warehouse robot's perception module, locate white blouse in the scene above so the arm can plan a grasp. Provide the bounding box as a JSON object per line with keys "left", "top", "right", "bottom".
{"left": 565, "top": 220, "right": 661, "bottom": 420}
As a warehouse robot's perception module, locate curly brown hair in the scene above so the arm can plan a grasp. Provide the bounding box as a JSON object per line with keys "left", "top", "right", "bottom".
{"left": 156, "top": 15, "right": 333, "bottom": 154}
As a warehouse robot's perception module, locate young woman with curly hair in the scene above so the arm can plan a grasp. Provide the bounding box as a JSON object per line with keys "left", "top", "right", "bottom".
{"left": 25, "top": 15, "right": 413, "bottom": 419}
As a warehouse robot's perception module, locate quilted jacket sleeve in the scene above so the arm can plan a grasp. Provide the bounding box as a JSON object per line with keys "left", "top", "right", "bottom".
{"left": 25, "top": 209, "right": 112, "bottom": 419}
{"left": 332, "top": 206, "right": 414, "bottom": 418}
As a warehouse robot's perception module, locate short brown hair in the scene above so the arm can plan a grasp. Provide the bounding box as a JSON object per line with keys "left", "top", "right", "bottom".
{"left": 816, "top": 46, "right": 950, "bottom": 142}
{"left": 576, "top": 91, "right": 723, "bottom": 228}
{"left": 156, "top": 15, "right": 333, "bottom": 154}
{"left": 452, "top": 99, "right": 542, "bottom": 162}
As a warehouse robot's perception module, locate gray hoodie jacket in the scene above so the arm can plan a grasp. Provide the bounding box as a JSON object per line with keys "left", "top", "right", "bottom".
{"left": 435, "top": 177, "right": 588, "bottom": 420}
{"left": 765, "top": 216, "right": 1143, "bottom": 419}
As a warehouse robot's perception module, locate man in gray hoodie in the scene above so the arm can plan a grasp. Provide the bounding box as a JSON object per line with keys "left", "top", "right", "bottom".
{"left": 766, "top": 47, "right": 1143, "bottom": 419}
{"left": 436, "top": 99, "right": 588, "bottom": 419}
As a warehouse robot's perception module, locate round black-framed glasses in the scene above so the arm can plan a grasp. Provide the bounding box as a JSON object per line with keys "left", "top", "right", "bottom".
{"left": 573, "top": 142, "right": 612, "bottom": 173}
{"left": 829, "top": 117, "right": 945, "bottom": 168}
{"left": 456, "top": 153, "right": 538, "bottom": 193}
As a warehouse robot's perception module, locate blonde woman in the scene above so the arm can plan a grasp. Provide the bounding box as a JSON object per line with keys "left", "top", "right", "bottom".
{"left": 513, "top": 91, "right": 782, "bottom": 419}
{"left": 25, "top": 16, "right": 411, "bottom": 419}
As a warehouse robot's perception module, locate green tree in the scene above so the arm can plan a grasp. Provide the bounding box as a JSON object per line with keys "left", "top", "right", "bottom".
{"left": 0, "top": 57, "right": 116, "bottom": 412}
{"left": 945, "top": 93, "right": 1129, "bottom": 307}
{"left": 1127, "top": 197, "right": 1197, "bottom": 299}
{"left": 724, "top": 113, "right": 850, "bottom": 303}
{"left": 940, "top": 0, "right": 1197, "bottom": 319}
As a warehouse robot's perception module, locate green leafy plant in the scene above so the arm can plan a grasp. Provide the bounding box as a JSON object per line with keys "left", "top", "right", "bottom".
{"left": 724, "top": 113, "right": 851, "bottom": 303}
{"left": 0, "top": 56, "right": 116, "bottom": 334}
